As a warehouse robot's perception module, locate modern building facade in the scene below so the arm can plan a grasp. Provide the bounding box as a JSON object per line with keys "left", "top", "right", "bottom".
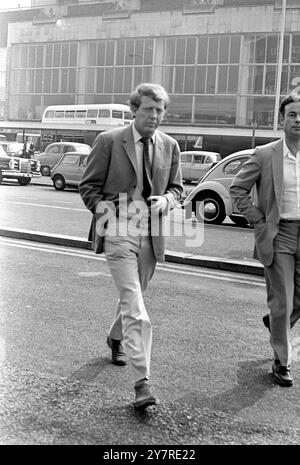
{"left": 0, "top": 0, "right": 299, "bottom": 134}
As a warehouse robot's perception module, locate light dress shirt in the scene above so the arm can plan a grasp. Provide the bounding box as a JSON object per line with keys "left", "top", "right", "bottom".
{"left": 280, "top": 138, "right": 300, "bottom": 220}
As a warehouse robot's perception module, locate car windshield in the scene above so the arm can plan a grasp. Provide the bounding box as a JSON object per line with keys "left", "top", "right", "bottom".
{"left": 4, "top": 143, "right": 23, "bottom": 155}
{"left": 77, "top": 145, "right": 91, "bottom": 154}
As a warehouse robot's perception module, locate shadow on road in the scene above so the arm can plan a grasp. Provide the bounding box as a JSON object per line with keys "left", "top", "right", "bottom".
{"left": 67, "top": 355, "right": 275, "bottom": 419}
{"left": 175, "top": 357, "right": 274, "bottom": 415}
{"left": 68, "top": 356, "right": 114, "bottom": 383}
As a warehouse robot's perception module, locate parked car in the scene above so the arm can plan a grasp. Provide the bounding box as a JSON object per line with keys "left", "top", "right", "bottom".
{"left": 180, "top": 150, "right": 221, "bottom": 183}
{"left": 0, "top": 141, "right": 23, "bottom": 157}
{"left": 0, "top": 141, "right": 40, "bottom": 174}
{"left": 51, "top": 152, "right": 89, "bottom": 190}
{"left": 0, "top": 144, "right": 32, "bottom": 185}
{"left": 37, "top": 142, "right": 91, "bottom": 176}
{"left": 182, "top": 149, "right": 254, "bottom": 225}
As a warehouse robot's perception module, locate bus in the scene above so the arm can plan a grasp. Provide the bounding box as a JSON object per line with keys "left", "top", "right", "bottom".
{"left": 0, "top": 116, "right": 282, "bottom": 156}
{"left": 41, "top": 103, "right": 133, "bottom": 127}
{"left": 39, "top": 103, "right": 133, "bottom": 149}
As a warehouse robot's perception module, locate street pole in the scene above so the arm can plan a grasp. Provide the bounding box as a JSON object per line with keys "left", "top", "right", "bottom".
{"left": 251, "top": 122, "right": 258, "bottom": 148}
{"left": 274, "top": 0, "right": 286, "bottom": 132}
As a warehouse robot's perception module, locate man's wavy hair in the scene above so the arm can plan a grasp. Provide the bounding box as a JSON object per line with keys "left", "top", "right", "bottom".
{"left": 129, "top": 83, "right": 170, "bottom": 112}
{"left": 279, "top": 89, "right": 300, "bottom": 117}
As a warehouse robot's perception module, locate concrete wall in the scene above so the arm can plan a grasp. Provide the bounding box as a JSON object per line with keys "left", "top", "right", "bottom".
{"left": 0, "top": 49, "right": 7, "bottom": 118}
{"left": 6, "top": 5, "right": 300, "bottom": 47}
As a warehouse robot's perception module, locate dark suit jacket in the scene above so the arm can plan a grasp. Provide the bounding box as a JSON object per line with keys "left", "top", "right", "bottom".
{"left": 79, "top": 124, "right": 183, "bottom": 262}
{"left": 230, "top": 138, "right": 285, "bottom": 267}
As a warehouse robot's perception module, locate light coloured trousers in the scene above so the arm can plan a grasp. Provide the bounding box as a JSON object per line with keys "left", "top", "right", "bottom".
{"left": 265, "top": 221, "right": 300, "bottom": 367}
{"left": 104, "top": 232, "right": 156, "bottom": 383}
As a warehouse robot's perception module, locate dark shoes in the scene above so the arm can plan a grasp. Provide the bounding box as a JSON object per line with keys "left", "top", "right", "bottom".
{"left": 134, "top": 379, "right": 156, "bottom": 410}
{"left": 263, "top": 314, "right": 270, "bottom": 332}
{"left": 272, "top": 360, "right": 293, "bottom": 387}
{"left": 106, "top": 336, "right": 127, "bottom": 366}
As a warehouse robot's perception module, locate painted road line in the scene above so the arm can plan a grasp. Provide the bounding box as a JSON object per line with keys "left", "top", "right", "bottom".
{"left": 0, "top": 237, "right": 265, "bottom": 287}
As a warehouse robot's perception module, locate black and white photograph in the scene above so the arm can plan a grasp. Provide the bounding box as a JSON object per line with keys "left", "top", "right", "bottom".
{"left": 0, "top": 0, "right": 299, "bottom": 452}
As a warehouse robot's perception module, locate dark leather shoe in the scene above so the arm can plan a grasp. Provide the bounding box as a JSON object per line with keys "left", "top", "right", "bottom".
{"left": 134, "top": 380, "right": 156, "bottom": 410}
{"left": 263, "top": 314, "right": 270, "bottom": 332}
{"left": 272, "top": 360, "right": 293, "bottom": 387}
{"left": 106, "top": 336, "right": 127, "bottom": 366}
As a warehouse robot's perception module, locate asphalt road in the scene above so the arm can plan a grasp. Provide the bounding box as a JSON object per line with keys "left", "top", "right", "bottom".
{"left": 0, "top": 237, "right": 300, "bottom": 446}
{"left": 0, "top": 177, "right": 256, "bottom": 263}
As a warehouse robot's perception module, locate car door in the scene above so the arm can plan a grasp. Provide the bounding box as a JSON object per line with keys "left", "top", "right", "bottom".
{"left": 221, "top": 156, "right": 249, "bottom": 188}
{"left": 180, "top": 153, "right": 193, "bottom": 181}
{"left": 61, "top": 154, "right": 82, "bottom": 185}
{"left": 221, "top": 156, "right": 252, "bottom": 213}
{"left": 192, "top": 154, "right": 206, "bottom": 181}
{"left": 77, "top": 155, "right": 88, "bottom": 184}
{"left": 45, "top": 144, "right": 64, "bottom": 167}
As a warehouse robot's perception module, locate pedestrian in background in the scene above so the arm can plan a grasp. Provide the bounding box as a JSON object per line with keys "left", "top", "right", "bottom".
{"left": 230, "top": 90, "right": 300, "bottom": 387}
{"left": 22, "top": 136, "right": 35, "bottom": 159}
{"left": 79, "top": 83, "right": 183, "bottom": 409}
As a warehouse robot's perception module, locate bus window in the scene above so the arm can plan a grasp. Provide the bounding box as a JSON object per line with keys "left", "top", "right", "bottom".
{"left": 98, "top": 109, "right": 110, "bottom": 118}
{"left": 76, "top": 110, "right": 86, "bottom": 118}
{"left": 45, "top": 110, "right": 55, "bottom": 118}
{"left": 55, "top": 111, "right": 65, "bottom": 118}
{"left": 65, "top": 110, "right": 75, "bottom": 118}
{"left": 87, "top": 109, "right": 98, "bottom": 118}
{"left": 112, "top": 110, "right": 123, "bottom": 119}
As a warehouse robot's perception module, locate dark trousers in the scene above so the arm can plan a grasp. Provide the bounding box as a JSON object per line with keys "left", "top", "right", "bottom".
{"left": 264, "top": 220, "right": 300, "bottom": 366}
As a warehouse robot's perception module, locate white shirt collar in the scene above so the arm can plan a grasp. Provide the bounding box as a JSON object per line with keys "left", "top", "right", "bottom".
{"left": 131, "top": 123, "right": 156, "bottom": 144}
{"left": 283, "top": 137, "right": 296, "bottom": 160}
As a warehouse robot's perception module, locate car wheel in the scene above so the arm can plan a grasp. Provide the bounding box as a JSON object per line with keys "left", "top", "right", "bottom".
{"left": 18, "top": 178, "right": 31, "bottom": 185}
{"left": 41, "top": 165, "right": 51, "bottom": 176}
{"left": 193, "top": 192, "right": 226, "bottom": 224}
{"left": 53, "top": 174, "right": 66, "bottom": 191}
{"left": 229, "top": 215, "right": 249, "bottom": 227}
{"left": 0, "top": 171, "right": 2, "bottom": 184}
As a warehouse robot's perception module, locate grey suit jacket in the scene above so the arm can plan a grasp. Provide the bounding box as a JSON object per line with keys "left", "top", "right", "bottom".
{"left": 79, "top": 124, "right": 183, "bottom": 262}
{"left": 230, "top": 138, "right": 284, "bottom": 267}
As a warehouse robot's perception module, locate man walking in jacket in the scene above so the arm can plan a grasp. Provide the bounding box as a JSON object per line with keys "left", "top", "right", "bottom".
{"left": 230, "top": 90, "right": 300, "bottom": 387}
{"left": 79, "top": 83, "right": 183, "bottom": 408}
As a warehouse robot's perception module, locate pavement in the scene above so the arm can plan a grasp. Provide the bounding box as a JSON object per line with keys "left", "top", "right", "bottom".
{"left": 0, "top": 175, "right": 264, "bottom": 276}
{"left": 2, "top": 177, "right": 300, "bottom": 448}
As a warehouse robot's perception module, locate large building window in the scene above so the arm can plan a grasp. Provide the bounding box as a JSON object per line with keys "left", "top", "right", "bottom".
{"left": 9, "top": 42, "right": 79, "bottom": 120}
{"left": 161, "top": 35, "right": 241, "bottom": 96}
{"left": 7, "top": 32, "right": 300, "bottom": 128}
{"left": 84, "top": 38, "right": 154, "bottom": 96}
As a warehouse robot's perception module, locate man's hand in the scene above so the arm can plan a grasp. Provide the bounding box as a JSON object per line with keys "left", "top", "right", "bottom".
{"left": 147, "top": 195, "right": 168, "bottom": 214}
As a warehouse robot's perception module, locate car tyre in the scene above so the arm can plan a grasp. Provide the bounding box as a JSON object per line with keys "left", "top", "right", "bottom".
{"left": 41, "top": 165, "right": 51, "bottom": 176}
{"left": 18, "top": 178, "right": 31, "bottom": 185}
{"left": 53, "top": 174, "right": 66, "bottom": 191}
{"left": 0, "top": 171, "right": 2, "bottom": 184}
{"left": 193, "top": 192, "right": 226, "bottom": 224}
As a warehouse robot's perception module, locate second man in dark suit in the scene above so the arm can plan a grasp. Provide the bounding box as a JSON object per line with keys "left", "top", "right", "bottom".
{"left": 230, "top": 91, "right": 300, "bottom": 387}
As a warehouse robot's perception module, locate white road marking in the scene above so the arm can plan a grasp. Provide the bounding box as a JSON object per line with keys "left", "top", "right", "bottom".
{"left": 2, "top": 201, "right": 87, "bottom": 212}
{"left": 0, "top": 237, "right": 265, "bottom": 287}
{"left": 78, "top": 271, "right": 111, "bottom": 277}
